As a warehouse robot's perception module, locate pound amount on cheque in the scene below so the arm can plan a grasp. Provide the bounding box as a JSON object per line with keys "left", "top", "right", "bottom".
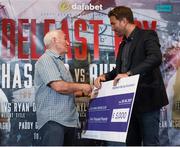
{"left": 111, "top": 108, "right": 129, "bottom": 122}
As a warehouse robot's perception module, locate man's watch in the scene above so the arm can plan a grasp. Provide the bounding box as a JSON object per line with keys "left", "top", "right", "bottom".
{"left": 127, "top": 71, "right": 132, "bottom": 76}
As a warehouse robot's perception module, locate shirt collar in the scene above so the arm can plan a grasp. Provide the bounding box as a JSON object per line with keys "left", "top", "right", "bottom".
{"left": 46, "top": 49, "right": 64, "bottom": 60}
{"left": 123, "top": 26, "right": 138, "bottom": 42}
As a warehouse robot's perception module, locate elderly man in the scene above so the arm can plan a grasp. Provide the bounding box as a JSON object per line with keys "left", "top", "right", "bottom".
{"left": 34, "top": 29, "right": 92, "bottom": 146}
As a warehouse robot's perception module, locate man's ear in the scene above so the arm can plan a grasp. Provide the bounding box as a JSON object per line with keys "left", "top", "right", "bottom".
{"left": 122, "top": 17, "right": 128, "bottom": 23}
{"left": 51, "top": 37, "right": 57, "bottom": 45}
{"left": 52, "top": 37, "right": 56, "bottom": 42}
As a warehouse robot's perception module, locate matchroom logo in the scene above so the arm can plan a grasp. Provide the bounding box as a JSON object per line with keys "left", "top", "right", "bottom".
{"left": 59, "top": 1, "right": 103, "bottom": 12}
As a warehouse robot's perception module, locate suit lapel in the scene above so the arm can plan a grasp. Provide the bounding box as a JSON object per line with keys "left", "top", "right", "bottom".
{"left": 116, "top": 40, "right": 126, "bottom": 73}
{"left": 126, "top": 28, "right": 143, "bottom": 70}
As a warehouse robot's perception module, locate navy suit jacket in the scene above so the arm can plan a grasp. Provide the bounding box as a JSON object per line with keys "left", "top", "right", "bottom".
{"left": 105, "top": 27, "right": 169, "bottom": 112}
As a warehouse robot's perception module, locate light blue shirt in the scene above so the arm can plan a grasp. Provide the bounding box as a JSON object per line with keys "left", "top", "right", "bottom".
{"left": 34, "top": 49, "right": 79, "bottom": 129}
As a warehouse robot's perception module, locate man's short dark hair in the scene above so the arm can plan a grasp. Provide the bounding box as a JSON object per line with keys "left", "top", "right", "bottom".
{"left": 108, "top": 6, "right": 134, "bottom": 24}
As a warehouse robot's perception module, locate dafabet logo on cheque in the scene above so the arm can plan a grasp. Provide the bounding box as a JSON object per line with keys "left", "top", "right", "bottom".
{"left": 58, "top": 1, "right": 103, "bottom": 12}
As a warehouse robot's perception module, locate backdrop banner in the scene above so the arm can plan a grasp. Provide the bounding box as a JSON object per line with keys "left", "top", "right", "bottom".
{"left": 0, "top": 0, "right": 179, "bottom": 145}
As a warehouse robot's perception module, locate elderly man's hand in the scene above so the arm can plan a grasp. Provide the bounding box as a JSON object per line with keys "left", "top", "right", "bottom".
{"left": 81, "top": 84, "right": 93, "bottom": 96}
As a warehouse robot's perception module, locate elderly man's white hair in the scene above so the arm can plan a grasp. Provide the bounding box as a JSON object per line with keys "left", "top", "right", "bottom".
{"left": 43, "top": 30, "right": 63, "bottom": 48}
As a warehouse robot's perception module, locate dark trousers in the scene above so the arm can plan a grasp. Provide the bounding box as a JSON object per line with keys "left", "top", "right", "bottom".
{"left": 126, "top": 109, "right": 160, "bottom": 146}
{"left": 38, "top": 121, "right": 76, "bottom": 146}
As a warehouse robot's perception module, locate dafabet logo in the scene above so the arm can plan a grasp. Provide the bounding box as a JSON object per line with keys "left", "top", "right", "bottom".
{"left": 59, "top": 1, "right": 103, "bottom": 12}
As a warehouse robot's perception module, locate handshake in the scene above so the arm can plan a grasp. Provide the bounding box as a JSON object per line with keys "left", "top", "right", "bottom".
{"left": 78, "top": 84, "right": 93, "bottom": 97}
{"left": 76, "top": 73, "right": 129, "bottom": 98}
{"left": 76, "top": 75, "right": 106, "bottom": 98}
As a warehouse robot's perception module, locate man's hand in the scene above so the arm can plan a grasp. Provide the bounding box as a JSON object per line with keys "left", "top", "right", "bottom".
{"left": 113, "top": 73, "right": 128, "bottom": 86}
{"left": 81, "top": 84, "right": 93, "bottom": 96}
{"left": 91, "top": 88, "right": 99, "bottom": 99}
{"left": 94, "top": 74, "right": 106, "bottom": 89}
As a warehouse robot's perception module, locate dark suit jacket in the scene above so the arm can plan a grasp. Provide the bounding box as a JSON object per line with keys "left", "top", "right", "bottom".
{"left": 105, "top": 27, "right": 169, "bottom": 112}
